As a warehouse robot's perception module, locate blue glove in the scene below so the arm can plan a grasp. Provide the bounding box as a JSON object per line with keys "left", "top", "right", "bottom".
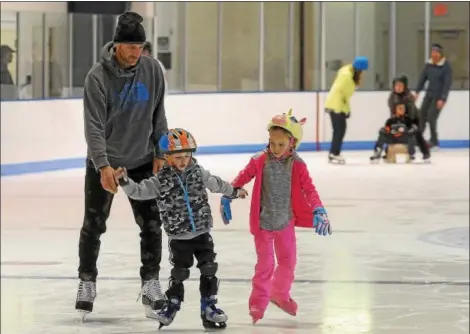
{"left": 220, "top": 196, "right": 232, "bottom": 225}
{"left": 313, "top": 207, "right": 332, "bottom": 236}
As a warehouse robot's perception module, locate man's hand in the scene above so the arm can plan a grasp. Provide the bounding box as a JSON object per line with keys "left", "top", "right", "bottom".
{"left": 412, "top": 92, "right": 419, "bottom": 100}
{"left": 153, "top": 158, "right": 165, "bottom": 174}
{"left": 100, "top": 166, "right": 118, "bottom": 194}
{"left": 436, "top": 100, "right": 445, "bottom": 110}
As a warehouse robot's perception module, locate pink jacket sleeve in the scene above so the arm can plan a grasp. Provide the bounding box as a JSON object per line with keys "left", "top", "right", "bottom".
{"left": 232, "top": 157, "right": 258, "bottom": 188}
{"left": 298, "top": 162, "right": 323, "bottom": 210}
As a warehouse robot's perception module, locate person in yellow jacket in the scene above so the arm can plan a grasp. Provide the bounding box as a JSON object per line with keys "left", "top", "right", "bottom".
{"left": 324, "top": 56, "right": 369, "bottom": 164}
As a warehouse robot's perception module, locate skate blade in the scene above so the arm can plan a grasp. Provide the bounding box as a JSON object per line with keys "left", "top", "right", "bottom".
{"left": 328, "top": 160, "right": 345, "bottom": 165}
{"left": 77, "top": 310, "right": 90, "bottom": 322}
{"left": 203, "top": 321, "right": 227, "bottom": 330}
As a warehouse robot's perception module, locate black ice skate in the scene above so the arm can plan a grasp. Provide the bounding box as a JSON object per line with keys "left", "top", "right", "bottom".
{"left": 156, "top": 297, "right": 181, "bottom": 329}
{"left": 200, "top": 296, "right": 228, "bottom": 330}
{"left": 75, "top": 280, "right": 97, "bottom": 321}
{"left": 328, "top": 153, "right": 345, "bottom": 164}
{"left": 138, "top": 278, "right": 165, "bottom": 319}
{"left": 423, "top": 152, "right": 431, "bottom": 163}
{"left": 370, "top": 148, "right": 382, "bottom": 163}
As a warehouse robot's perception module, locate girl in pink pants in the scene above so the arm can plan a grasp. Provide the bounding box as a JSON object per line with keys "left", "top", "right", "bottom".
{"left": 221, "top": 110, "right": 332, "bottom": 324}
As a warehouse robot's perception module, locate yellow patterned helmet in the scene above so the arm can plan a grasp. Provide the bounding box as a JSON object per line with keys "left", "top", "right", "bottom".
{"left": 267, "top": 109, "right": 307, "bottom": 149}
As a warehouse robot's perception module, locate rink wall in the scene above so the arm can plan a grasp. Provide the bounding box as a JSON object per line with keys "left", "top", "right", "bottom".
{"left": 1, "top": 90, "right": 469, "bottom": 176}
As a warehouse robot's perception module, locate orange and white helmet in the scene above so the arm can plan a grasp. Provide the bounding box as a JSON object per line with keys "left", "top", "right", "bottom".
{"left": 267, "top": 109, "right": 307, "bottom": 149}
{"left": 158, "top": 128, "right": 197, "bottom": 154}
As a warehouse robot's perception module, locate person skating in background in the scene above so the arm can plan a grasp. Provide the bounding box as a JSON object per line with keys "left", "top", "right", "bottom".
{"left": 221, "top": 110, "right": 332, "bottom": 324}
{"left": 114, "top": 128, "right": 247, "bottom": 330}
{"left": 324, "top": 56, "right": 369, "bottom": 164}
{"left": 387, "top": 74, "right": 430, "bottom": 162}
{"left": 370, "top": 103, "right": 417, "bottom": 163}
{"left": 414, "top": 43, "right": 452, "bottom": 150}
{"left": 76, "top": 12, "right": 168, "bottom": 320}
{"left": 142, "top": 41, "right": 168, "bottom": 97}
{"left": 0, "top": 45, "right": 15, "bottom": 85}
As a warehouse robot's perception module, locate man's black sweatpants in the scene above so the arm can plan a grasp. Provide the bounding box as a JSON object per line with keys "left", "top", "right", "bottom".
{"left": 78, "top": 159, "right": 163, "bottom": 281}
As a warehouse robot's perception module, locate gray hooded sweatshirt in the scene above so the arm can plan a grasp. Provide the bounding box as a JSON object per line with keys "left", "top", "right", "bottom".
{"left": 84, "top": 42, "right": 168, "bottom": 170}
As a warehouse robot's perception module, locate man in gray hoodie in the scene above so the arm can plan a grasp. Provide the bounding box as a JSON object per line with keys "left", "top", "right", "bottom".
{"left": 414, "top": 43, "right": 452, "bottom": 149}
{"left": 75, "top": 12, "right": 168, "bottom": 320}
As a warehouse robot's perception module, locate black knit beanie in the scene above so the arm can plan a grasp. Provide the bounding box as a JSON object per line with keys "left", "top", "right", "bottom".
{"left": 113, "top": 12, "right": 146, "bottom": 44}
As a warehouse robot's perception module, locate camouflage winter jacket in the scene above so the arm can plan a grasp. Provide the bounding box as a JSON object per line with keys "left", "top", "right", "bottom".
{"left": 120, "top": 159, "right": 236, "bottom": 239}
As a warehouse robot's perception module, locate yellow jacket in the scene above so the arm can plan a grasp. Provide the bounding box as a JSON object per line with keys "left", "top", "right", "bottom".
{"left": 324, "top": 65, "right": 357, "bottom": 114}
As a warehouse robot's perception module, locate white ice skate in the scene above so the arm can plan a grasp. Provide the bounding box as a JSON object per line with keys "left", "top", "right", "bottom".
{"left": 328, "top": 154, "right": 346, "bottom": 164}
{"left": 75, "top": 280, "right": 97, "bottom": 321}
{"left": 138, "top": 279, "right": 165, "bottom": 319}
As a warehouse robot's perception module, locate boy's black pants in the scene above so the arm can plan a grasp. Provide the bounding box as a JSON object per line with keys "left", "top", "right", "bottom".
{"left": 375, "top": 132, "right": 415, "bottom": 155}
{"left": 328, "top": 111, "right": 348, "bottom": 155}
{"left": 166, "top": 233, "right": 219, "bottom": 301}
{"left": 78, "top": 159, "right": 163, "bottom": 281}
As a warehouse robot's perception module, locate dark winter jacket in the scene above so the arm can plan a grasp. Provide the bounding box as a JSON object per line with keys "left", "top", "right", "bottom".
{"left": 388, "top": 75, "right": 419, "bottom": 121}
{"left": 383, "top": 115, "right": 416, "bottom": 137}
{"left": 415, "top": 57, "right": 452, "bottom": 101}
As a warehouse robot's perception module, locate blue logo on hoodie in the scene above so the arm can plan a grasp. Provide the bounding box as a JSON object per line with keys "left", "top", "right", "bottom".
{"left": 119, "top": 81, "right": 150, "bottom": 110}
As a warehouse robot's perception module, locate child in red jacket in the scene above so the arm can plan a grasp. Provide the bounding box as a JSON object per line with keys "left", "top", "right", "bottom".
{"left": 220, "top": 110, "right": 332, "bottom": 324}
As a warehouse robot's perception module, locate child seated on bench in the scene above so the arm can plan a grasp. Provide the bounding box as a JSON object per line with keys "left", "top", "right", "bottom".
{"left": 386, "top": 75, "right": 430, "bottom": 161}
{"left": 370, "top": 103, "right": 417, "bottom": 162}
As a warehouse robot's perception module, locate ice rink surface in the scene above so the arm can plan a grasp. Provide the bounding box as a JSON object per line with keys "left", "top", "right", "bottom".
{"left": 1, "top": 150, "right": 469, "bottom": 334}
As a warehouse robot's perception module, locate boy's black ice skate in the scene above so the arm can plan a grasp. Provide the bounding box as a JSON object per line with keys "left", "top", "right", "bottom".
{"left": 200, "top": 296, "right": 228, "bottom": 330}
{"left": 75, "top": 279, "right": 97, "bottom": 321}
{"left": 138, "top": 278, "right": 165, "bottom": 319}
{"left": 156, "top": 297, "right": 181, "bottom": 329}
{"left": 370, "top": 149, "right": 382, "bottom": 163}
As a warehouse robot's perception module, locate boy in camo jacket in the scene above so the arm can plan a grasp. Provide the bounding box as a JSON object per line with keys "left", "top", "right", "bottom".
{"left": 114, "top": 128, "right": 247, "bottom": 330}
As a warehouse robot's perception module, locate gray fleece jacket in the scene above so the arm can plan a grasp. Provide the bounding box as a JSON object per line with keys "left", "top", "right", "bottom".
{"left": 120, "top": 160, "right": 236, "bottom": 240}
{"left": 84, "top": 42, "right": 168, "bottom": 170}
{"left": 415, "top": 57, "right": 452, "bottom": 101}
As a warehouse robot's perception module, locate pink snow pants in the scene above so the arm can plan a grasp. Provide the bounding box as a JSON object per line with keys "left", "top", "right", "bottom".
{"left": 249, "top": 222, "right": 297, "bottom": 311}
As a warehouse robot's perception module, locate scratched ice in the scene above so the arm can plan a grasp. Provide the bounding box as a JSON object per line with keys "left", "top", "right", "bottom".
{"left": 1, "top": 151, "right": 469, "bottom": 334}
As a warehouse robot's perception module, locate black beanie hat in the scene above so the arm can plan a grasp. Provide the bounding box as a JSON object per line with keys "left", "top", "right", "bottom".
{"left": 113, "top": 12, "right": 146, "bottom": 44}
